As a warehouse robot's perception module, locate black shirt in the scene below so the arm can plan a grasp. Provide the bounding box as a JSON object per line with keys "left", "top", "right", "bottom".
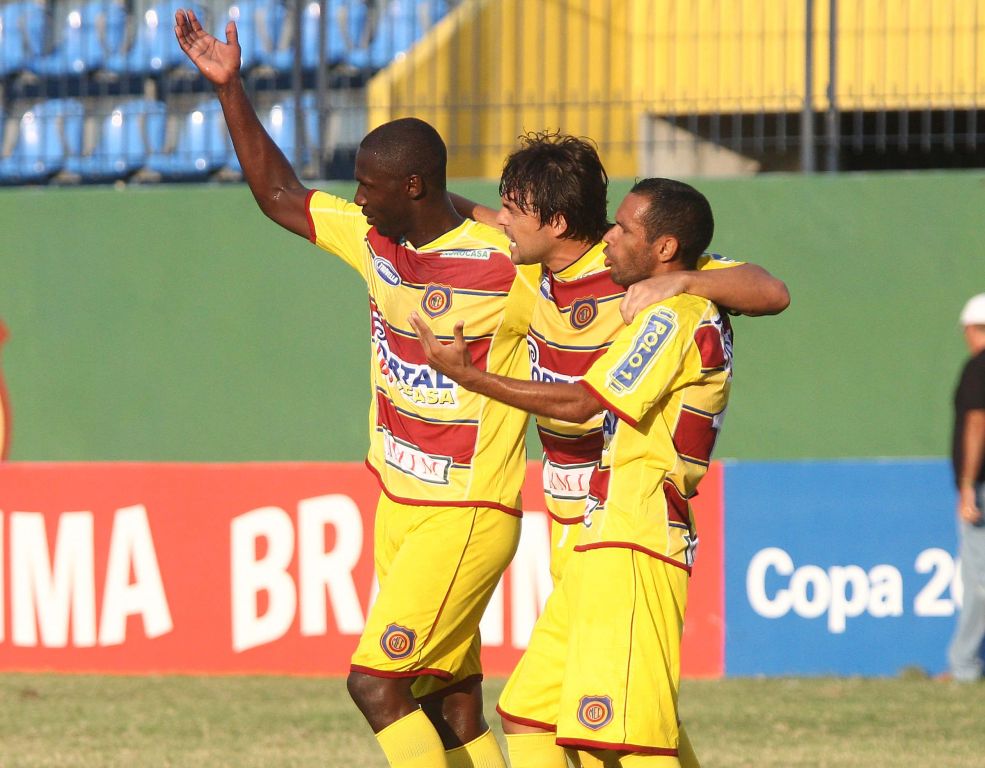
{"left": 952, "top": 348, "right": 985, "bottom": 487}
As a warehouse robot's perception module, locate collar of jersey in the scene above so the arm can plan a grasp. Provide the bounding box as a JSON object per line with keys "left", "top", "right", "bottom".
{"left": 553, "top": 240, "right": 608, "bottom": 281}
{"left": 406, "top": 217, "right": 478, "bottom": 252}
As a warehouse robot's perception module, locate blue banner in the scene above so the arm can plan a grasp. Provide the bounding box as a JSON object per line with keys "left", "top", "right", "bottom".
{"left": 724, "top": 460, "right": 961, "bottom": 676}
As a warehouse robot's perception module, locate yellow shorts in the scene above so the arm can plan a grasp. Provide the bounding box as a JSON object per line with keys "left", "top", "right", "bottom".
{"left": 544, "top": 492, "right": 585, "bottom": 586}
{"left": 498, "top": 546, "right": 688, "bottom": 756}
{"left": 351, "top": 495, "right": 521, "bottom": 701}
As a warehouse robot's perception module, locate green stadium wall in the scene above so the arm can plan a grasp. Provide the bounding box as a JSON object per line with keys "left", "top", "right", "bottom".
{"left": 1, "top": 171, "right": 982, "bottom": 462}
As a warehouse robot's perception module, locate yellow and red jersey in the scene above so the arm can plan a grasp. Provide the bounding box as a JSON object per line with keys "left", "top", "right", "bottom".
{"left": 577, "top": 293, "right": 733, "bottom": 572}
{"left": 307, "top": 190, "right": 538, "bottom": 514}
{"left": 530, "top": 247, "right": 740, "bottom": 528}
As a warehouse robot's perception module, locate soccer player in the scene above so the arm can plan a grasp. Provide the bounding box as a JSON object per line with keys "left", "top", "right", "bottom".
{"left": 452, "top": 134, "right": 786, "bottom": 587}
{"left": 411, "top": 178, "right": 736, "bottom": 767}
{"left": 175, "top": 11, "right": 535, "bottom": 768}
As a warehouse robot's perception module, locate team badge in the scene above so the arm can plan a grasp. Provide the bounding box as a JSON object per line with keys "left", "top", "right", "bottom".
{"left": 577, "top": 695, "right": 613, "bottom": 730}
{"left": 380, "top": 623, "right": 417, "bottom": 660}
{"left": 422, "top": 284, "right": 452, "bottom": 318}
{"left": 570, "top": 297, "right": 598, "bottom": 329}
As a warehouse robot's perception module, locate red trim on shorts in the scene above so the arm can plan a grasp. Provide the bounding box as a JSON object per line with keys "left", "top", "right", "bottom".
{"left": 496, "top": 705, "right": 557, "bottom": 732}
{"left": 414, "top": 674, "right": 484, "bottom": 705}
{"left": 556, "top": 737, "right": 678, "bottom": 756}
{"left": 365, "top": 460, "right": 523, "bottom": 517}
{"left": 304, "top": 189, "right": 318, "bottom": 243}
{"left": 573, "top": 541, "right": 692, "bottom": 574}
{"left": 577, "top": 380, "right": 639, "bottom": 428}
{"left": 349, "top": 664, "right": 454, "bottom": 681}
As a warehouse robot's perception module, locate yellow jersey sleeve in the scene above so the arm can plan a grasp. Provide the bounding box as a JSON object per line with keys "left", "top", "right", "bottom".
{"left": 306, "top": 190, "right": 372, "bottom": 279}
{"left": 696, "top": 252, "right": 744, "bottom": 271}
{"left": 580, "top": 301, "right": 692, "bottom": 427}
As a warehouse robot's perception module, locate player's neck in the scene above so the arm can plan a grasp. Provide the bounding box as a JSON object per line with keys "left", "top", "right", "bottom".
{"left": 404, "top": 199, "right": 466, "bottom": 249}
{"left": 546, "top": 239, "right": 596, "bottom": 274}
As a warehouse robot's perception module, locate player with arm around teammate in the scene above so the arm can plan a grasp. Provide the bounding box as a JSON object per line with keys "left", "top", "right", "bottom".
{"left": 412, "top": 178, "right": 733, "bottom": 767}
{"left": 174, "top": 11, "right": 539, "bottom": 768}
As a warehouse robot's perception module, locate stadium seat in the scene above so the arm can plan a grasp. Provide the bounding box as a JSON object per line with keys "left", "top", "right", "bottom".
{"left": 0, "top": 0, "right": 47, "bottom": 77}
{"left": 227, "top": 0, "right": 287, "bottom": 72}
{"left": 35, "top": 0, "right": 129, "bottom": 76}
{"left": 0, "top": 99, "right": 86, "bottom": 185}
{"left": 346, "top": 0, "right": 448, "bottom": 72}
{"left": 144, "top": 98, "right": 231, "bottom": 179}
{"left": 228, "top": 92, "right": 317, "bottom": 172}
{"left": 104, "top": 0, "right": 205, "bottom": 76}
{"left": 267, "top": 0, "right": 367, "bottom": 72}
{"left": 65, "top": 99, "right": 167, "bottom": 182}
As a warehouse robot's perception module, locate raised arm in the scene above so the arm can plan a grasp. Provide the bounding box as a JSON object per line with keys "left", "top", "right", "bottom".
{"left": 174, "top": 9, "right": 311, "bottom": 238}
{"left": 448, "top": 193, "right": 501, "bottom": 228}
{"left": 620, "top": 262, "right": 790, "bottom": 322}
{"left": 408, "top": 313, "right": 600, "bottom": 423}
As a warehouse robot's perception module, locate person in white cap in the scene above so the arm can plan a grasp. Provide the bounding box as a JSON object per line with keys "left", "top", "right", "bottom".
{"left": 948, "top": 292, "right": 985, "bottom": 681}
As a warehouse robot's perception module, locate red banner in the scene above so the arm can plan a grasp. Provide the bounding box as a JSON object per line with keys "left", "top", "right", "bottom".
{"left": 0, "top": 462, "right": 723, "bottom": 677}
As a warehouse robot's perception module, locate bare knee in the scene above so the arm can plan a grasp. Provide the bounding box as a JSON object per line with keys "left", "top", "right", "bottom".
{"left": 346, "top": 670, "right": 416, "bottom": 732}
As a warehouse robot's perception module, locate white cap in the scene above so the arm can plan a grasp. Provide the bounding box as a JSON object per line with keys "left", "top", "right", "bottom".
{"left": 960, "top": 293, "right": 985, "bottom": 326}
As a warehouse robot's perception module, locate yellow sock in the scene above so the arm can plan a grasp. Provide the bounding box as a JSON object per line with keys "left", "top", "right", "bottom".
{"left": 445, "top": 728, "right": 508, "bottom": 768}
{"left": 505, "top": 732, "right": 569, "bottom": 768}
{"left": 375, "top": 709, "right": 449, "bottom": 768}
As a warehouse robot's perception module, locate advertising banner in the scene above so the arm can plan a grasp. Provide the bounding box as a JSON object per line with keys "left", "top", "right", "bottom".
{"left": 0, "top": 461, "right": 726, "bottom": 677}
{"left": 724, "top": 460, "right": 959, "bottom": 676}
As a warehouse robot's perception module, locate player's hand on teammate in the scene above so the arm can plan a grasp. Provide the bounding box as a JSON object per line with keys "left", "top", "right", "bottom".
{"left": 408, "top": 313, "right": 475, "bottom": 383}
{"left": 619, "top": 272, "right": 688, "bottom": 324}
{"left": 174, "top": 8, "right": 241, "bottom": 86}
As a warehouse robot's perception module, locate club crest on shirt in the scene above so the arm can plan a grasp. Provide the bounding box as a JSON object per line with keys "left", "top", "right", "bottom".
{"left": 607, "top": 308, "right": 677, "bottom": 395}
{"left": 570, "top": 297, "right": 598, "bottom": 329}
{"left": 380, "top": 623, "right": 417, "bottom": 660}
{"left": 577, "top": 695, "right": 613, "bottom": 730}
{"left": 422, "top": 284, "right": 453, "bottom": 318}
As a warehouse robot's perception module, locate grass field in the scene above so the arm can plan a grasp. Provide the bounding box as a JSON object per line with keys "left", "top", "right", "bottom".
{"left": 1, "top": 672, "right": 984, "bottom": 767}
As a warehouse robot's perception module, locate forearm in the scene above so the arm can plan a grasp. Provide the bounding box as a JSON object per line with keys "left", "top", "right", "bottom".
{"left": 686, "top": 263, "right": 790, "bottom": 316}
{"left": 215, "top": 78, "right": 309, "bottom": 236}
{"left": 959, "top": 410, "right": 985, "bottom": 488}
{"left": 459, "top": 369, "right": 600, "bottom": 423}
{"left": 448, "top": 193, "right": 500, "bottom": 228}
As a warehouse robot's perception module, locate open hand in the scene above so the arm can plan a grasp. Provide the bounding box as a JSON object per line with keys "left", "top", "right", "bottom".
{"left": 174, "top": 8, "right": 241, "bottom": 86}
{"left": 407, "top": 313, "right": 474, "bottom": 383}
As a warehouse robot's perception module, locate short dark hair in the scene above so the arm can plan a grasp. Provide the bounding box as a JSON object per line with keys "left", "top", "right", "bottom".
{"left": 628, "top": 178, "right": 714, "bottom": 268}
{"left": 499, "top": 131, "right": 609, "bottom": 243}
{"left": 360, "top": 117, "right": 448, "bottom": 190}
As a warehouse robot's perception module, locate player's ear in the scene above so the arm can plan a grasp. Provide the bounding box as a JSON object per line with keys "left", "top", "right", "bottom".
{"left": 653, "top": 234, "right": 679, "bottom": 263}
{"left": 548, "top": 212, "right": 569, "bottom": 237}
{"left": 406, "top": 173, "right": 425, "bottom": 200}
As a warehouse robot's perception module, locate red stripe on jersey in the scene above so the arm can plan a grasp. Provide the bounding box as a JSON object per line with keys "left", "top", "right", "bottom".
{"left": 578, "top": 380, "right": 639, "bottom": 428}
{"left": 376, "top": 393, "right": 478, "bottom": 464}
{"left": 539, "top": 428, "right": 603, "bottom": 465}
{"left": 349, "top": 664, "right": 453, "bottom": 681}
{"left": 555, "top": 737, "right": 678, "bottom": 757}
{"left": 367, "top": 462, "right": 523, "bottom": 516}
{"left": 572, "top": 541, "right": 692, "bottom": 574}
{"left": 530, "top": 334, "right": 608, "bottom": 377}
{"left": 367, "top": 229, "right": 515, "bottom": 291}
{"left": 674, "top": 408, "right": 718, "bottom": 465}
{"left": 304, "top": 189, "right": 318, "bottom": 243}
{"left": 497, "top": 706, "right": 558, "bottom": 732}
{"left": 664, "top": 480, "right": 691, "bottom": 527}
{"left": 695, "top": 323, "right": 726, "bottom": 369}
{"left": 588, "top": 465, "right": 610, "bottom": 504}
{"left": 379, "top": 320, "right": 493, "bottom": 370}
{"left": 549, "top": 269, "right": 624, "bottom": 308}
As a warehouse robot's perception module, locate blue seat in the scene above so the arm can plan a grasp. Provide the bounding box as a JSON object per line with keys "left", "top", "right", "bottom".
{"left": 105, "top": 0, "right": 205, "bottom": 76}
{"left": 0, "top": 99, "right": 86, "bottom": 184}
{"left": 145, "top": 99, "right": 231, "bottom": 179}
{"left": 0, "top": 0, "right": 47, "bottom": 77}
{"left": 35, "top": 0, "right": 128, "bottom": 76}
{"left": 66, "top": 100, "right": 167, "bottom": 182}
{"left": 347, "top": 0, "right": 448, "bottom": 72}
{"left": 227, "top": 0, "right": 287, "bottom": 71}
{"left": 229, "top": 93, "right": 317, "bottom": 172}
{"left": 267, "top": 0, "right": 366, "bottom": 71}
